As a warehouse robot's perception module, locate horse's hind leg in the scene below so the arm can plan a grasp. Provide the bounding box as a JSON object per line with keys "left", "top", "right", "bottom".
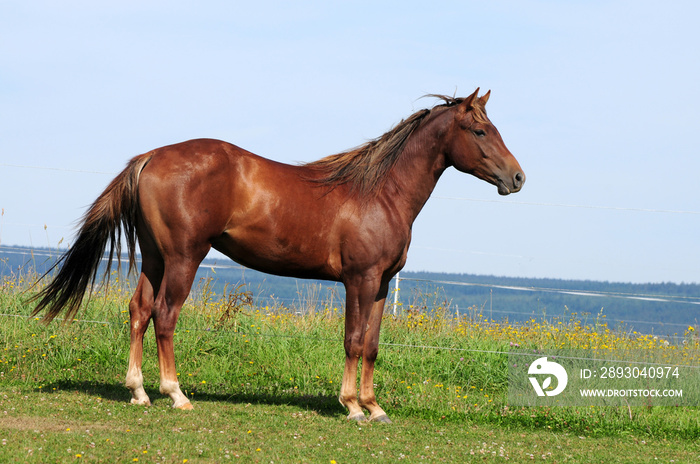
{"left": 125, "top": 254, "right": 163, "bottom": 406}
{"left": 152, "top": 257, "right": 205, "bottom": 409}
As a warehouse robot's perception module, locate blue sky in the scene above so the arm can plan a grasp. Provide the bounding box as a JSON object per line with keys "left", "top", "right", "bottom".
{"left": 1, "top": 1, "right": 698, "bottom": 284}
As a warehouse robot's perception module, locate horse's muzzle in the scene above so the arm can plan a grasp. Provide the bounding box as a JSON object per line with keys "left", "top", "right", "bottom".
{"left": 497, "top": 171, "right": 525, "bottom": 195}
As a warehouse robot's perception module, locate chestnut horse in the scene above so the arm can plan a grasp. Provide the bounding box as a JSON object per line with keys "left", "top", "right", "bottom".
{"left": 32, "top": 89, "right": 524, "bottom": 422}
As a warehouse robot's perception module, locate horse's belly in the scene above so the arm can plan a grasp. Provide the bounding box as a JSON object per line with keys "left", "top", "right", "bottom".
{"left": 210, "top": 228, "right": 341, "bottom": 281}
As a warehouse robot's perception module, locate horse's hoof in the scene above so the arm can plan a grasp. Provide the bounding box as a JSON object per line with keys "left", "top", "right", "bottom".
{"left": 175, "top": 401, "right": 194, "bottom": 410}
{"left": 370, "top": 414, "right": 392, "bottom": 424}
{"left": 347, "top": 412, "right": 366, "bottom": 422}
{"left": 130, "top": 398, "right": 151, "bottom": 406}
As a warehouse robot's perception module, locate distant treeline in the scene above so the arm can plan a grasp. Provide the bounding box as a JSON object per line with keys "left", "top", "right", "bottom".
{"left": 2, "top": 245, "right": 699, "bottom": 337}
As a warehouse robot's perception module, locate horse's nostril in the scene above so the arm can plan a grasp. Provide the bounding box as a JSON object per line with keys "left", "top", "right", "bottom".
{"left": 514, "top": 172, "right": 524, "bottom": 185}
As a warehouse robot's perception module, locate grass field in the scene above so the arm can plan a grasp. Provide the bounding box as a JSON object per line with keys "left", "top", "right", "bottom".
{"left": 2, "top": 271, "right": 700, "bottom": 462}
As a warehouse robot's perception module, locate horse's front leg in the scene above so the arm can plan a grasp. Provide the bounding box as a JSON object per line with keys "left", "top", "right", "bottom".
{"left": 339, "top": 277, "right": 391, "bottom": 422}
{"left": 339, "top": 350, "right": 364, "bottom": 421}
{"left": 358, "top": 284, "right": 391, "bottom": 423}
{"left": 339, "top": 277, "right": 378, "bottom": 421}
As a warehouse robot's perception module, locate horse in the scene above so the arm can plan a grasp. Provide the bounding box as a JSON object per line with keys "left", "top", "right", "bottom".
{"left": 31, "top": 88, "right": 524, "bottom": 423}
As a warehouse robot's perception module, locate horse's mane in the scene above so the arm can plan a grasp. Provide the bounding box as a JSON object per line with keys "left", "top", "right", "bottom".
{"left": 305, "top": 94, "right": 488, "bottom": 197}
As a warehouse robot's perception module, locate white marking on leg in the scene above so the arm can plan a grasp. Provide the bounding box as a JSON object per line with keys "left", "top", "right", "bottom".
{"left": 160, "top": 378, "right": 191, "bottom": 409}
{"left": 125, "top": 363, "right": 151, "bottom": 406}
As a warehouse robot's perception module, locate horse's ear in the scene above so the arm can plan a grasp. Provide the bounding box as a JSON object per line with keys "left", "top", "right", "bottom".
{"left": 479, "top": 90, "right": 491, "bottom": 106}
{"left": 458, "top": 88, "right": 480, "bottom": 113}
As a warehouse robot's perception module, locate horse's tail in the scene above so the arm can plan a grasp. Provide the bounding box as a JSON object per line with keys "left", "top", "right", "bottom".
{"left": 30, "top": 153, "right": 153, "bottom": 323}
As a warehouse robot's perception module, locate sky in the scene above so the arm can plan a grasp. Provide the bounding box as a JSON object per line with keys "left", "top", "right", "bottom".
{"left": 1, "top": 1, "right": 698, "bottom": 284}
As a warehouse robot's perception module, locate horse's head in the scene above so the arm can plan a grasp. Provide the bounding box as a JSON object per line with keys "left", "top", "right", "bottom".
{"left": 443, "top": 89, "right": 525, "bottom": 195}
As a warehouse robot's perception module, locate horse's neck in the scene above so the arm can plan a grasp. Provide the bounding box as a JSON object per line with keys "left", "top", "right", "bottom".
{"left": 381, "top": 118, "right": 449, "bottom": 225}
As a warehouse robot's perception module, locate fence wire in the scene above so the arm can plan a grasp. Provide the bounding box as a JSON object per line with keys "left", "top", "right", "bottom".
{"left": 2, "top": 244, "right": 699, "bottom": 333}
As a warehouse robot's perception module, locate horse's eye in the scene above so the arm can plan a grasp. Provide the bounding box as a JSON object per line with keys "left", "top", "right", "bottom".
{"left": 473, "top": 129, "right": 486, "bottom": 137}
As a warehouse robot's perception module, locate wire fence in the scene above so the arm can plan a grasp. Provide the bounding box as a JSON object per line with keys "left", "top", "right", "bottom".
{"left": 2, "top": 241, "right": 699, "bottom": 339}
{"left": 2, "top": 311, "right": 698, "bottom": 369}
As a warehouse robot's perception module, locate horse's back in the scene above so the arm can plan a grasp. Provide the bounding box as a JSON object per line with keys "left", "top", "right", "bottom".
{"left": 135, "top": 138, "right": 345, "bottom": 279}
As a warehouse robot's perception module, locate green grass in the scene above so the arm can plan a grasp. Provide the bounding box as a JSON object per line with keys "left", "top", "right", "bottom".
{"left": 2, "top": 273, "right": 700, "bottom": 462}
{"left": 3, "top": 388, "right": 700, "bottom": 463}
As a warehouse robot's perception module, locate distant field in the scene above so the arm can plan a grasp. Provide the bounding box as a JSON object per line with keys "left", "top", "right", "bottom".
{"left": 2, "top": 272, "right": 699, "bottom": 462}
